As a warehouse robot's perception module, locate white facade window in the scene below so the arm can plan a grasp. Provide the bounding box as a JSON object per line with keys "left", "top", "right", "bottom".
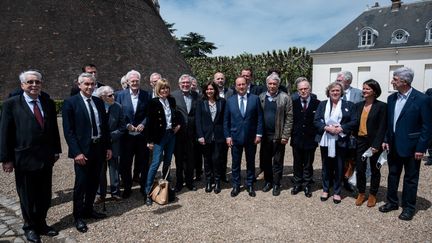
{"left": 391, "top": 29, "right": 410, "bottom": 44}
{"left": 358, "top": 27, "right": 378, "bottom": 47}
{"left": 426, "top": 20, "right": 432, "bottom": 42}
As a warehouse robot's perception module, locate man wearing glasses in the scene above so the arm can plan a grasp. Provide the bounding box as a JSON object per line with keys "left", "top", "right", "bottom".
{"left": 0, "top": 70, "right": 62, "bottom": 242}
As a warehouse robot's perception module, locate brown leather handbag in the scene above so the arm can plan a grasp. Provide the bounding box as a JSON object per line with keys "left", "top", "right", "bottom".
{"left": 150, "top": 170, "right": 170, "bottom": 205}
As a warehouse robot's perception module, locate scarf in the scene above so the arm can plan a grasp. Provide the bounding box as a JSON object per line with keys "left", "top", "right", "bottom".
{"left": 319, "top": 99, "right": 343, "bottom": 158}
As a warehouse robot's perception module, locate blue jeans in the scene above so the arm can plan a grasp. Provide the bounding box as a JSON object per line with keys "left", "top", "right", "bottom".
{"left": 97, "top": 156, "right": 120, "bottom": 197}
{"left": 145, "top": 131, "right": 176, "bottom": 195}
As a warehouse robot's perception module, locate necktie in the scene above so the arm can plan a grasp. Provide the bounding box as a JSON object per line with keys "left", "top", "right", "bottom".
{"left": 31, "top": 100, "right": 44, "bottom": 128}
{"left": 86, "top": 98, "right": 99, "bottom": 137}
{"left": 302, "top": 99, "right": 307, "bottom": 112}
{"left": 240, "top": 96, "right": 245, "bottom": 117}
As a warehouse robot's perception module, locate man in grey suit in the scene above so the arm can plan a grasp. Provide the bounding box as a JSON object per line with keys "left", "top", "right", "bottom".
{"left": 337, "top": 70, "right": 363, "bottom": 192}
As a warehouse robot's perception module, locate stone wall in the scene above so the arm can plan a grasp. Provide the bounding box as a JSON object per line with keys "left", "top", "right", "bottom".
{"left": 0, "top": 0, "right": 190, "bottom": 100}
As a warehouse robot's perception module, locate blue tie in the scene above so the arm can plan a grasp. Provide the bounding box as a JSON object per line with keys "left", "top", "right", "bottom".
{"left": 240, "top": 96, "right": 245, "bottom": 117}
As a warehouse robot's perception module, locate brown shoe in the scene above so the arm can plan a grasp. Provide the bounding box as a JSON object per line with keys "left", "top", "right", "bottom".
{"left": 367, "top": 194, "right": 377, "bottom": 207}
{"left": 355, "top": 193, "right": 366, "bottom": 206}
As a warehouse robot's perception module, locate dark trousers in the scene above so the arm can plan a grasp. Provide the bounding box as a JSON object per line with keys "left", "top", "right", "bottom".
{"left": 73, "top": 142, "right": 104, "bottom": 219}
{"left": 15, "top": 165, "right": 52, "bottom": 231}
{"left": 120, "top": 134, "right": 149, "bottom": 192}
{"left": 201, "top": 141, "right": 223, "bottom": 182}
{"left": 231, "top": 142, "right": 256, "bottom": 187}
{"left": 320, "top": 146, "right": 346, "bottom": 195}
{"left": 194, "top": 141, "right": 203, "bottom": 178}
{"left": 292, "top": 146, "right": 316, "bottom": 187}
{"left": 387, "top": 149, "right": 421, "bottom": 213}
{"left": 220, "top": 143, "right": 229, "bottom": 180}
{"left": 260, "top": 137, "right": 285, "bottom": 186}
{"left": 355, "top": 137, "right": 381, "bottom": 195}
{"left": 174, "top": 127, "right": 195, "bottom": 186}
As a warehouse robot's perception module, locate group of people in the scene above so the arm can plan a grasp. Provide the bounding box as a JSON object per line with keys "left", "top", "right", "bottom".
{"left": 0, "top": 65, "right": 431, "bottom": 242}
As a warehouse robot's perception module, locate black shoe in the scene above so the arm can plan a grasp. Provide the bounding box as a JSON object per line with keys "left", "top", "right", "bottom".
{"left": 304, "top": 186, "right": 312, "bottom": 198}
{"left": 205, "top": 182, "right": 213, "bottom": 193}
{"left": 175, "top": 184, "right": 183, "bottom": 192}
{"left": 25, "top": 229, "right": 41, "bottom": 243}
{"left": 272, "top": 185, "right": 281, "bottom": 196}
{"left": 425, "top": 160, "right": 432, "bottom": 166}
{"left": 186, "top": 184, "right": 197, "bottom": 191}
{"left": 122, "top": 189, "right": 132, "bottom": 199}
{"left": 246, "top": 186, "right": 256, "bottom": 197}
{"left": 379, "top": 203, "right": 399, "bottom": 213}
{"left": 291, "top": 185, "right": 302, "bottom": 195}
{"left": 39, "top": 225, "right": 59, "bottom": 237}
{"left": 262, "top": 182, "right": 272, "bottom": 192}
{"left": 145, "top": 197, "right": 153, "bottom": 206}
{"left": 398, "top": 210, "right": 414, "bottom": 221}
{"left": 214, "top": 181, "right": 221, "bottom": 194}
{"left": 83, "top": 210, "right": 107, "bottom": 219}
{"left": 231, "top": 187, "right": 240, "bottom": 197}
{"left": 75, "top": 218, "right": 88, "bottom": 233}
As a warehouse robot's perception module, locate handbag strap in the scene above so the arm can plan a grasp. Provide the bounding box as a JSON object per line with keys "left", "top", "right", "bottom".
{"left": 163, "top": 163, "right": 171, "bottom": 181}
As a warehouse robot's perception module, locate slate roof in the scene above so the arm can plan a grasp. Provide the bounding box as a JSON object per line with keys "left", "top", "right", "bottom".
{"left": 312, "top": 0, "right": 432, "bottom": 54}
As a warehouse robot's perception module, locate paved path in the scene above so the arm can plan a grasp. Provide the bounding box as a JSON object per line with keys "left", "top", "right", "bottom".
{"left": 0, "top": 195, "right": 75, "bottom": 243}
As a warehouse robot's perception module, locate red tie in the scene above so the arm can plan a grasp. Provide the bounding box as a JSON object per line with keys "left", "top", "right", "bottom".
{"left": 32, "top": 100, "right": 44, "bottom": 128}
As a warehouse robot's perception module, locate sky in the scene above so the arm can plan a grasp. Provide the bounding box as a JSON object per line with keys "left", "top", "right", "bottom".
{"left": 159, "top": 0, "right": 419, "bottom": 57}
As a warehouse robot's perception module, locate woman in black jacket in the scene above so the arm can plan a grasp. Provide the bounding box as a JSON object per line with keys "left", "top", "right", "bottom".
{"left": 196, "top": 81, "right": 226, "bottom": 194}
{"left": 145, "top": 79, "right": 181, "bottom": 206}
{"left": 354, "top": 79, "right": 387, "bottom": 207}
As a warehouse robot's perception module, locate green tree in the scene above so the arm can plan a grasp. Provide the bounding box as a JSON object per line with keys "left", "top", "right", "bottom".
{"left": 164, "top": 21, "right": 177, "bottom": 36}
{"left": 178, "top": 32, "right": 217, "bottom": 58}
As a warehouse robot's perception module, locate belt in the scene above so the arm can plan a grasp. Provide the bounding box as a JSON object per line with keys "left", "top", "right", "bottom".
{"left": 91, "top": 138, "right": 101, "bottom": 144}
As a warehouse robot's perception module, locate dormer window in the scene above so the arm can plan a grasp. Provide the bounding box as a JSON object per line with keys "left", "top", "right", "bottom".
{"left": 358, "top": 27, "right": 378, "bottom": 47}
{"left": 391, "top": 29, "right": 410, "bottom": 44}
{"left": 426, "top": 20, "right": 432, "bottom": 42}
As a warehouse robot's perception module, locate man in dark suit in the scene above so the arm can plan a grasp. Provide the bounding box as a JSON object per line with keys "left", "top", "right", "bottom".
{"left": 70, "top": 64, "right": 105, "bottom": 96}
{"left": 290, "top": 79, "right": 320, "bottom": 198}
{"left": 115, "top": 70, "right": 150, "bottom": 198}
{"left": 171, "top": 74, "right": 199, "bottom": 192}
{"left": 380, "top": 67, "right": 432, "bottom": 221}
{"left": 213, "top": 72, "right": 232, "bottom": 183}
{"left": 425, "top": 88, "right": 432, "bottom": 166}
{"left": 224, "top": 76, "right": 263, "bottom": 197}
{"left": 0, "top": 70, "right": 61, "bottom": 243}
{"left": 62, "top": 72, "right": 112, "bottom": 233}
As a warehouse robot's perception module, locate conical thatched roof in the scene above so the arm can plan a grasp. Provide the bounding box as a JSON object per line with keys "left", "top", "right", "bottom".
{"left": 0, "top": 0, "right": 190, "bottom": 99}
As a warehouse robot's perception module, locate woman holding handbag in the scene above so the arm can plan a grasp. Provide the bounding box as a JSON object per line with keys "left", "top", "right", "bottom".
{"left": 145, "top": 79, "right": 181, "bottom": 206}
{"left": 354, "top": 79, "right": 387, "bottom": 207}
{"left": 195, "top": 81, "right": 226, "bottom": 194}
{"left": 314, "top": 82, "right": 357, "bottom": 204}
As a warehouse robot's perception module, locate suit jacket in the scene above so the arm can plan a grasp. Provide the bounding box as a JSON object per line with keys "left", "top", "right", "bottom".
{"left": 344, "top": 87, "right": 363, "bottom": 104}
{"left": 107, "top": 102, "right": 126, "bottom": 157}
{"left": 354, "top": 100, "right": 387, "bottom": 150}
{"left": 0, "top": 94, "right": 61, "bottom": 171}
{"left": 290, "top": 95, "right": 320, "bottom": 149}
{"left": 385, "top": 88, "right": 432, "bottom": 157}
{"left": 115, "top": 88, "right": 150, "bottom": 133}
{"left": 224, "top": 93, "right": 263, "bottom": 145}
{"left": 62, "top": 94, "right": 111, "bottom": 158}
{"left": 196, "top": 98, "right": 226, "bottom": 143}
{"left": 222, "top": 87, "right": 234, "bottom": 99}
{"left": 314, "top": 99, "right": 358, "bottom": 148}
{"left": 259, "top": 91, "right": 293, "bottom": 140}
{"left": 147, "top": 96, "right": 182, "bottom": 144}
{"left": 171, "top": 90, "right": 199, "bottom": 130}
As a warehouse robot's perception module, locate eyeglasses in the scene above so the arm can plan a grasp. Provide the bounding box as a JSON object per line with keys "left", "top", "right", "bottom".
{"left": 25, "top": 80, "right": 42, "bottom": 85}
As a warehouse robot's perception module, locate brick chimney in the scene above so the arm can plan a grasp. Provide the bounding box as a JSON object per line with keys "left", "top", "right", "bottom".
{"left": 391, "top": 0, "right": 402, "bottom": 11}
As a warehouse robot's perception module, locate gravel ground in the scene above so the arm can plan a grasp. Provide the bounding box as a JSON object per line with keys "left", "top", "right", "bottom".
{"left": 1, "top": 118, "right": 431, "bottom": 242}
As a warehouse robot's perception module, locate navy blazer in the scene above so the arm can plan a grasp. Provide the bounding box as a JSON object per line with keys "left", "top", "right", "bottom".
{"left": 314, "top": 99, "right": 357, "bottom": 148}
{"left": 196, "top": 98, "right": 226, "bottom": 143}
{"left": 115, "top": 88, "right": 150, "bottom": 131}
{"left": 0, "top": 94, "right": 61, "bottom": 171}
{"left": 224, "top": 93, "right": 263, "bottom": 145}
{"left": 290, "top": 96, "right": 320, "bottom": 149}
{"left": 62, "top": 94, "right": 111, "bottom": 158}
{"left": 354, "top": 100, "right": 387, "bottom": 150}
{"left": 385, "top": 88, "right": 432, "bottom": 156}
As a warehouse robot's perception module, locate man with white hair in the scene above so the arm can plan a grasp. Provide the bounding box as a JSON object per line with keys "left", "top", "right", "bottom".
{"left": 380, "top": 67, "right": 432, "bottom": 221}
{"left": 1, "top": 70, "right": 61, "bottom": 242}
